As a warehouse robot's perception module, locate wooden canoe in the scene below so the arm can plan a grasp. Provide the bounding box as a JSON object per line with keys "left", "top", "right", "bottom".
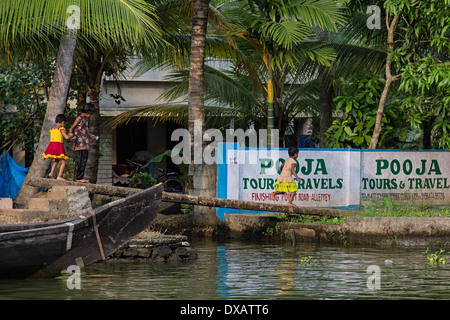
{"left": 0, "top": 183, "right": 163, "bottom": 279}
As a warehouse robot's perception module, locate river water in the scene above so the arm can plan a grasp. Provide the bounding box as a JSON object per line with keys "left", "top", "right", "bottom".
{"left": 1, "top": 239, "right": 449, "bottom": 300}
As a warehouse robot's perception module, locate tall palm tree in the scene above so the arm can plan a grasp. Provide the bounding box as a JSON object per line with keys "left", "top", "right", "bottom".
{"left": 145, "top": 58, "right": 321, "bottom": 145}
{"left": 107, "top": 0, "right": 387, "bottom": 149}
{"left": 107, "top": 0, "right": 345, "bottom": 146}
{"left": 0, "top": 0, "right": 164, "bottom": 207}
{"left": 188, "top": 0, "right": 210, "bottom": 164}
{"left": 215, "top": 0, "right": 345, "bottom": 146}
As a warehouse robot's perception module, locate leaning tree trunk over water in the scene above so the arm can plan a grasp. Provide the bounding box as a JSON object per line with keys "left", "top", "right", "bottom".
{"left": 26, "top": 177, "right": 352, "bottom": 218}
{"left": 163, "top": 192, "right": 353, "bottom": 218}
{"left": 26, "top": 177, "right": 139, "bottom": 197}
{"left": 15, "top": 31, "right": 78, "bottom": 208}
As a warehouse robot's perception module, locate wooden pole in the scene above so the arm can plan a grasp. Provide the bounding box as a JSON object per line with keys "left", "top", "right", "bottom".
{"left": 27, "top": 177, "right": 354, "bottom": 217}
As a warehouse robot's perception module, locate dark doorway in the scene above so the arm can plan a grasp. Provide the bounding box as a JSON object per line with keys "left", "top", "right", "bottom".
{"left": 165, "top": 122, "right": 185, "bottom": 173}
{"left": 116, "top": 121, "right": 147, "bottom": 164}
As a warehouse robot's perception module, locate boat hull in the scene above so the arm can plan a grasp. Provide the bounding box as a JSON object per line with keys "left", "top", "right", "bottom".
{"left": 0, "top": 184, "right": 162, "bottom": 279}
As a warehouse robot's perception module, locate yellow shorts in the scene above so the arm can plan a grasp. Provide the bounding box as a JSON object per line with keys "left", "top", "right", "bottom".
{"left": 275, "top": 180, "right": 298, "bottom": 193}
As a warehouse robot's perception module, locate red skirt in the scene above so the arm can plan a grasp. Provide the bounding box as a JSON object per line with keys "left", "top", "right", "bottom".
{"left": 42, "top": 142, "right": 69, "bottom": 160}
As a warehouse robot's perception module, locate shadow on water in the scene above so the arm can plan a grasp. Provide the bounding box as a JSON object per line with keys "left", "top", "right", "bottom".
{"left": 1, "top": 239, "right": 450, "bottom": 300}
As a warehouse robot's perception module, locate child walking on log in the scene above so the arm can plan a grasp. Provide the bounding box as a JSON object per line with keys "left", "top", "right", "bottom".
{"left": 42, "top": 114, "right": 73, "bottom": 180}
{"left": 270, "top": 147, "right": 301, "bottom": 206}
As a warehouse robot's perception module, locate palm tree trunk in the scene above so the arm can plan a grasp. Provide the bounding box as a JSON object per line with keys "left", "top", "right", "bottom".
{"left": 267, "top": 62, "right": 275, "bottom": 147}
{"left": 15, "top": 31, "right": 78, "bottom": 208}
{"left": 369, "top": 12, "right": 399, "bottom": 149}
{"left": 188, "top": 0, "right": 209, "bottom": 161}
{"left": 316, "top": 28, "right": 333, "bottom": 147}
{"left": 319, "top": 72, "right": 333, "bottom": 147}
{"left": 188, "top": 0, "right": 218, "bottom": 226}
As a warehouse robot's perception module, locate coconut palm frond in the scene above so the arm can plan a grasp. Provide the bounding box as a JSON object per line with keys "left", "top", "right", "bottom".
{"left": 134, "top": 32, "right": 235, "bottom": 78}
{"left": 157, "top": 69, "right": 190, "bottom": 102}
{"left": 80, "top": 0, "right": 164, "bottom": 52}
{"left": 156, "top": 63, "right": 265, "bottom": 115}
{"left": 328, "top": 42, "right": 386, "bottom": 78}
{"left": 203, "top": 65, "right": 264, "bottom": 112}
{"left": 104, "top": 101, "right": 245, "bottom": 131}
{"left": 104, "top": 103, "right": 189, "bottom": 130}
{"left": 293, "top": 6, "right": 388, "bottom": 84}
{"left": 0, "top": 0, "right": 165, "bottom": 57}
{"left": 290, "top": 0, "right": 347, "bottom": 30}
{"left": 262, "top": 21, "right": 313, "bottom": 51}
{"left": 332, "top": 9, "right": 386, "bottom": 49}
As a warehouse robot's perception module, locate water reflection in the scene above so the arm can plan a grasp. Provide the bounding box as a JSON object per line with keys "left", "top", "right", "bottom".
{"left": 213, "top": 242, "right": 450, "bottom": 300}
{"left": 0, "top": 240, "right": 450, "bottom": 299}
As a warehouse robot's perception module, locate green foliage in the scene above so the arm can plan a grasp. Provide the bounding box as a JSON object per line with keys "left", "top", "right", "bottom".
{"left": 326, "top": 73, "right": 407, "bottom": 149}
{"left": 385, "top": 0, "right": 450, "bottom": 149}
{"left": 399, "top": 57, "right": 450, "bottom": 149}
{"left": 386, "top": 0, "right": 450, "bottom": 64}
{"left": 263, "top": 220, "right": 281, "bottom": 237}
{"left": 128, "top": 173, "right": 157, "bottom": 189}
{"left": 0, "top": 61, "right": 50, "bottom": 154}
{"left": 0, "top": 57, "right": 80, "bottom": 159}
{"left": 221, "top": 0, "right": 345, "bottom": 67}
{"left": 0, "top": 0, "right": 165, "bottom": 56}
{"left": 423, "top": 247, "right": 448, "bottom": 264}
{"left": 299, "top": 256, "right": 318, "bottom": 264}
{"left": 271, "top": 213, "right": 345, "bottom": 225}
{"left": 180, "top": 204, "right": 194, "bottom": 215}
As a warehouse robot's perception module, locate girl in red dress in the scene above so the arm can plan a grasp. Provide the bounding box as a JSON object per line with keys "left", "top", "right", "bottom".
{"left": 42, "top": 114, "right": 73, "bottom": 180}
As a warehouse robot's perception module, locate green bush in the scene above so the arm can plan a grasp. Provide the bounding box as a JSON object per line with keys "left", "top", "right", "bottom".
{"left": 128, "top": 173, "right": 156, "bottom": 189}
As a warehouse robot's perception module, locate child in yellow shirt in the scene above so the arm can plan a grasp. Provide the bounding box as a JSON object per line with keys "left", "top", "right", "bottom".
{"left": 42, "top": 114, "right": 73, "bottom": 180}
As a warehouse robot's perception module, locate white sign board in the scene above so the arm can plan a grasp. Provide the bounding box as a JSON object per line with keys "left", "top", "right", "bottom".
{"left": 361, "top": 151, "right": 450, "bottom": 206}
{"left": 216, "top": 144, "right": 450, "bottom": 220}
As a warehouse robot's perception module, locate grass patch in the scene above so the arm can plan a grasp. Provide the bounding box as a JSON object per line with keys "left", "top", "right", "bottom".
{"left": 270, "top": 197, "right": 450, "bottom": 226}
{"left": 272, "top": 213, "right": 346, "bottom": 225}
{"left": 357, "top": 197, "right": 450, "bottom": 218}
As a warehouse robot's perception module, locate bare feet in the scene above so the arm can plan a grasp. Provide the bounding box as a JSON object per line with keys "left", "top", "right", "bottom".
{"left": 76, "top": 179, "right": 90, "bottom": 183}
{"left": 287, "top": 202, "right": 296, "bottom": 206}
{"left": 48, "top": 174, "right": 54, "bottom": 179}
{"left": 56, "top": 177, "right": 66, "bottom": 181}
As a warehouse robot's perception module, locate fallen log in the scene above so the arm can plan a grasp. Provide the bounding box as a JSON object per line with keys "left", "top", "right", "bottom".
{"left": 161, "top": 192, "right": 354, "bottom": 218}
{"left": 27, "top": 177, "right": 354, "bottom": 217}
{"left": 26, "top": 177, "right": 140, "bottom": 197}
